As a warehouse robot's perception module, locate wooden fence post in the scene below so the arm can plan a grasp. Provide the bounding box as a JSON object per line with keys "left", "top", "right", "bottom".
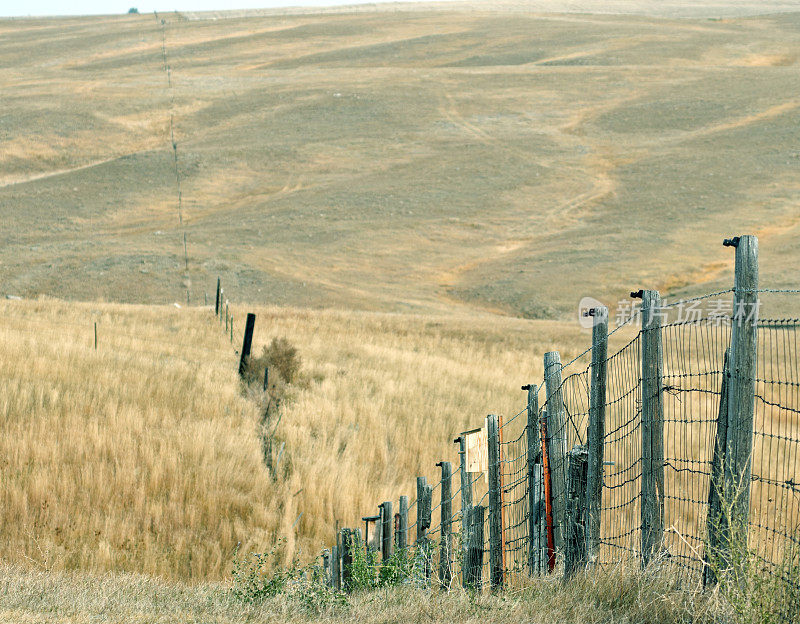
{"left": 455, "top": 433, "right": 473, "bottom": 577}
{"left": 487, "top": 414, "right": 504, "bottom": 590}
{"left": 238, "top": 313, "right": 256, "bottom": 377}
{"left": 586, "top": 307, "right": 608, "bottom": 565}
{"left": 540, "top": 410, "right": 556, "bottom": 573}
{"left": 641, "top": 290, "right": 665, "bottom": 566}
{"left": 215, "top": 277, "right": 221, "bottom": 316}
{"left": 524, "top": 384, "right": 543, "bottom": 573}
{"left": 225, "top": 301, "right": 229, "bottom": 332}
{"left": 704, "top": 348, "right": 731, "bottom": 587}
{"left": 340, "top": 528, "right": 359, "bottom": 592}
{"left": 398, "top": 496, "right": 409, "bottom": 550}
{"left": 381, "top": 501, "right": 393, "bottom": 563}
{"left": 544, "top": 352, "right": 567, "bottom": 556}
{"left": 464, "top": 504, "right": 485, "bottom": 591}
{"left": 94, "top": 322, "right": 98, "bottom": 350}
{"left": 564, "top": 445, "right": 589, "bottom": 579}
{"left": 722, "top": 235, "right": 759, "bottom": 571}
{"left": 423, "top": 484, "right": 433, "bottom": 581}
{"left": 416, "top": 476, "right": 427, "bottom": 545}
{"left": 322, "top": 549, "right": 331, "bottom": 586}
{"left": 263, "top": 367, "right": 269, "bottom": 393}
{"left": 331, "top": 544, "right": 340, "bottom": 591}
{"left": 438, "top": 461, "right": 453, "bottom": 588}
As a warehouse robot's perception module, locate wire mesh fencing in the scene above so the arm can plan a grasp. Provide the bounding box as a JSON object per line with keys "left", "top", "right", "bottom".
{"left": 328, "top": 273, "right": 799, "bottom": 604}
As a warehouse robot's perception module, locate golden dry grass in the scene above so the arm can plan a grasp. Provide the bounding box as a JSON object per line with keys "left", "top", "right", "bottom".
{"left": 0, "top": 296, "right": 593, "bottom": 579}
{"left": 0, "top": 561, "right": 732, "bottom": 624}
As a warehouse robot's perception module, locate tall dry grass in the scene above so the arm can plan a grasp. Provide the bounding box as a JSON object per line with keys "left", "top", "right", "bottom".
{"left": 0, "top": 297, "right": 589, "bottom": 579}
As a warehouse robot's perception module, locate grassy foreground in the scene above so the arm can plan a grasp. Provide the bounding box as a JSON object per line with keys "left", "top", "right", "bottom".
{"left": 0, "top": 562, "right": 732, "bottom": 624}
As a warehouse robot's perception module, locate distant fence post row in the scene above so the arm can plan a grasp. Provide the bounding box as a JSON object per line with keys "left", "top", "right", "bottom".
{"left": 322, "top": 234, "right": 800, "bottom": 600}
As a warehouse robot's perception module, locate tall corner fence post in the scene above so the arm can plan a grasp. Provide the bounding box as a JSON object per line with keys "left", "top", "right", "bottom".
{"left": 704, "top": 347, "right": 731, "bottom": 587}
{"left": 640, "top": 290, "right": 665, "bottom": 566}
{"left": 238, "top": 313, "right": 256, "bottom": 377}
{"left": 721, "top": 234, "right": 759, "bottom": 573}
{"left": 438, "top": 461, "right": 453, "bottom": 589}
{"left": 487, "top": 413, "right": 504, "bottom": 591}
{"left": 564, "top": 444, "right": 589, "bottom": 580}
{"left": 398, "top": 495, "right": 409, "bottom": 550}
{"left": 381, "top": 501, "right": 393, "bottom": 564}
{"left": 214, "top": 277, "right": 221, "bottom": 316}
{"left": 586, "top": 307, "right": 608, "bottom": 566}
{"left": 524, "top": 384, "right": 543, "bottom": 574}
{"left": 543, "top": 351, "right": 567, "bottom": 557}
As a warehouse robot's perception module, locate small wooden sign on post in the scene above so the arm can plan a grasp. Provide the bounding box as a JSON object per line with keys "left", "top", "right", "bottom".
{"left": 462, "top": 422, "right": 488, "bottom": 484}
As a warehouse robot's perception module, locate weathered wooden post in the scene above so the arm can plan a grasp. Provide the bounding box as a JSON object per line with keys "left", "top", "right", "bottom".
{"left": 204, "top": 292, "right": 207, "bottom": 307}
{"left": 398, "top": 496, "right": 409, "bottom": 550}
{"left": 415, "top": 476, "right": 432, "bottom": 583}
{"left": 416, "top": 477, "right": 427, "bottom": 545}
{"left": 524, "top": 384, "right": 543, "bottom": 573}
{"left": 586, "top": 307, "right": 608, "bottom": 565}
{"left": 704, "top": 349, "right": 731, "bottom": 587}
{"left": 464, "top": 505, "right": 485, "bottom": 591}
{"left": 722, "top": 235, "right": 759, "bottom": 573}
{"left": 322, "top": 549, "right": 331, "bottom": 586}
{"left": 215, "top": 277, "right": 221, "bottom": 316}
{"left": 487, "top": 414, "right": 504, "bottom": 590}
{"left": 544, "top": 352, "right": 567, "bottom": 555}
{"left": 230, "top": 317, "right": 233, "bottom": 343}
{"left": 238, "top": 313, "right": 256, "bottom": 377}
{"left": 263, "top": 367, "right": 269, "bottom": 393}
{"left": 340, "top": 528, "right": 357, "bottom": 592}
{"left": 640, "top": 290, "right": 665, "bottom": 566}
{"left": 454, "top": 431, "right": 474, "bottom": 579}
{"left": 94, "top": 322, "right": 97, "bottom": 350}
{"left": 381, "top": 501, "right": 393, "bottom": 563}
{"left": 438, "top": 461, "right": 453, "bottom": 588}
{"left": 564, "top": 445, "right": 589, "bottom": 579}
{"left": 331, "top": 543, "right": 340, "bottom": 590}
{"left": 225, "top": 301, "right": 229, "bottom": 332}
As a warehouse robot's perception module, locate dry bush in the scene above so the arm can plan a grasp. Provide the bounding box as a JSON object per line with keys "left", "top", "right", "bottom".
{"left": 243, "top": 337, "right": 302, "bottom": 388}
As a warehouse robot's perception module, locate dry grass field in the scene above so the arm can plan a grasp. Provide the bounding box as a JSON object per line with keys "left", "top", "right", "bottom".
{"left": 1, "top": 2, "right": 799, "bottom": 318}
{"left": 0, "top": 296, "right": 591, "bottom": 580}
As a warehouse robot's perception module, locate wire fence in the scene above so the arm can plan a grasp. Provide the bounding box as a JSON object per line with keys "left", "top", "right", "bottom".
{"left": 330, "top": 274, "right": 800, "bottom": 606}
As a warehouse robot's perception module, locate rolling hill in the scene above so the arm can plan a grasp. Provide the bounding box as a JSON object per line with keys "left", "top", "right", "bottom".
{"left": 1, "top": 2, "right": 799, "bottom": 319}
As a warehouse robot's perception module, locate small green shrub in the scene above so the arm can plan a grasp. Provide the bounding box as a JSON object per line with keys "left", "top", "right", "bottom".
{"left": 231, "top": 540, "right": 347, "bottom": 614}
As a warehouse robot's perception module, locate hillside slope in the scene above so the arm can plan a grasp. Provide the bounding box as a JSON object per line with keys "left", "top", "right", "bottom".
{"left": 1, "top": 7, "right": 799, "bottom": 317}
